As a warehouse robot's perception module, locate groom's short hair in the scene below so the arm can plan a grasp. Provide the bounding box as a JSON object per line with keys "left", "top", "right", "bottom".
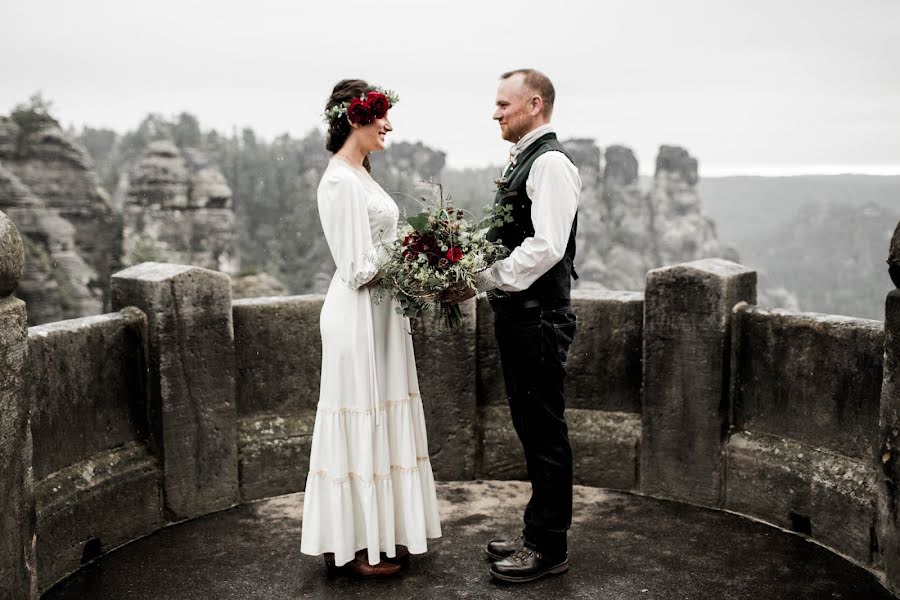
{"left": 500, "top": 68, "right": 555, "bottom": 117}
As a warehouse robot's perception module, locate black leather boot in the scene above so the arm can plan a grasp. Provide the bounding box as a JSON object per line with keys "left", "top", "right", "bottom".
{"left": 489, "top": 547, "right": 568, "bottom": 583}
{"left": 485, "top": 535, "right": 524, "bottom": 560}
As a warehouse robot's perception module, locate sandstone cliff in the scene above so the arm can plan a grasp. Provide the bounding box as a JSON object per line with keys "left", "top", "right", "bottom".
{"left": 0, "top": 117, "right": 122, "bottom": 312}
{"left": 123, "top": 140, "right": 239, "bottom": 275}
{"left": 568, "top": 141, "right": 738, "bottom": 291}
{"left": 0, "top": 118, "right": 106, "bottom": 324}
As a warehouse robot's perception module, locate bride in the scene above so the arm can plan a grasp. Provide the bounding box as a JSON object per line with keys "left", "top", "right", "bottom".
{"left": 299, "top": 79, "right": 442, "bottom": 577}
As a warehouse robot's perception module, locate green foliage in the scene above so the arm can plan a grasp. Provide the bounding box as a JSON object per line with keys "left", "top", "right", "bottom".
{"left": 236, "top": 265, "right": 262, "bottom": 277}
{"left": 21, "top": 236, "right": 50, "bottom": 270}
{"left": 51, "top": 265, "right": 80, "bottom": 316}
{"left": 126, "top": 235, "right": 180, "bottom": 266}
{"left": 10, "top": 92, "right": 60, "bottom": 135}
{"left": 407, "top": 213, "right": 429, "bottom": 231}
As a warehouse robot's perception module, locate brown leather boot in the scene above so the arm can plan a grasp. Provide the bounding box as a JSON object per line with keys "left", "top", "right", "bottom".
{"left": 381, "top": 545, "right": 410, "bottom": 565}
{"left": 348, "top": 550, "right": 403, "bottom": 578}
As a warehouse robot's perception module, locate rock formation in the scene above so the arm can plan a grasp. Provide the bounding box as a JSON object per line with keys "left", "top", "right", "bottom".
{"left": 231, "top": 272, "right": 289, "bottom": 299}
{"left": 0, "top": 118, "right": 105, "bottom": 324}
{"left": 889, "top": 220, "right": 900, "bottom": 288}
{"left": 566, "top": 140, "right": 738, "bottom": 292}
{"left": 123, "top": 141, "right": 238, "bottom": 275}
{"left": 0, "top": 117, "right": 121, "bottom": 312}
{"left": 648, "top": 145, "right": 736, "bottom": 266}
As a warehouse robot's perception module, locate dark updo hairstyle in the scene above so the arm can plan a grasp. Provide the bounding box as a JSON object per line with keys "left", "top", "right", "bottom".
{"left": 325, "top": 78, "right": 377, "bottom": 172}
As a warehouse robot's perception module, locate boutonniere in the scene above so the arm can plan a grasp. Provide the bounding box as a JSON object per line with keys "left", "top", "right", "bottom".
{"left": 494, "top": 175, "right": 508, "bottom": 191}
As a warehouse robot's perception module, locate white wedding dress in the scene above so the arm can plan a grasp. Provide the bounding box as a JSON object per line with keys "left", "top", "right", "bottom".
{"left": 300, "top": 158, "right": 442, "bottom": 567}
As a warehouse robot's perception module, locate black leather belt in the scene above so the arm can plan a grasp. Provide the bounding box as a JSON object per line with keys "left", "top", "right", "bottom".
{"left": 490, "top": 297, "right": 570, "bottom": 312}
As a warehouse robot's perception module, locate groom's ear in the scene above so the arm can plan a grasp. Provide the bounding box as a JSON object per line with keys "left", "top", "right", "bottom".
{"left": 529, "top": 94, "right": 544, "bottom": 117}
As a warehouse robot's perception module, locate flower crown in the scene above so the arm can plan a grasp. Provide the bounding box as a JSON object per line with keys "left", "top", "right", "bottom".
{"left": 323, "top": 88, "right": 399, "bottom": 126}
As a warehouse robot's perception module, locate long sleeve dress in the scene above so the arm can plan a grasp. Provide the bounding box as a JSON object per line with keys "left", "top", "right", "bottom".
{"left": 300, "top": 158, "right": 442, "bottom": 567}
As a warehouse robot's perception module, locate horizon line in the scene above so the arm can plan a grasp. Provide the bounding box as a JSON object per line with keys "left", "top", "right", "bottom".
{"left": 694, "top": 165, "right": 900, "bottom": 177}
{"left": 442, "top": 161, "right": 900, "bottom": 177}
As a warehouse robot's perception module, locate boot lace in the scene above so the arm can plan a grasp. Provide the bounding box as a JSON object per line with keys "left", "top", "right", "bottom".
{"left": 509, "top": 547, "right": 536, "bottom": 564}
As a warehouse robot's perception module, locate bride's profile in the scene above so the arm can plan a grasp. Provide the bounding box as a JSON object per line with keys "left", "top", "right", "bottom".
{"left": 299, "top": 79, "right": 442, "bottom": 578}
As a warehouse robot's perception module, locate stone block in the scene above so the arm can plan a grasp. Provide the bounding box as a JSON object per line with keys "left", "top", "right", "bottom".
{"left": 28, "top": 309, "right": 149, "bottom": 479}
{"left": 111, "top": 262, "right": 238, "bottom": 520}
{"left": 732, "top": 305, "right": 883, "bottom": 460}
{"left": 232, "top": 295, "right": 323, "bottom": 416}
{"left": 725, "top": 431, "right": 878, "bottom": 566}
{"left": 568, "top": 291, "right": 643, "bottom": 412}
{"left": 641, "top": 258, "right": 756, "bottom": 505}
{"left": 0, "top": 212, "right": 24, "bottom": 297}
{"left": 475, "top": 296, "right": 504, "bottom": 407}
{"left": 411, "top": 299, "right": 478, "bottom": 480}
{"left": 478, "top": 405, "right": 527, "bottom": 481}
{"left": 568, "top": 409, "right": 641, "bottom": 490}
{"left": 479, "top": 406, "right": 640, "bottom": 490}
{"left": 878, "top": 290, "right": 900, "bottom": 590}
{"left": 476, "top": 291, "right": 644, "bottom": 413}
{"left": 0, "top": 296, "right": 35, "bottom": 600}
{"left": 238, "top": 411, "right": 315, "bottom": 502}
{"left": 35, "top": 443, "right": 162, "bottom": 593}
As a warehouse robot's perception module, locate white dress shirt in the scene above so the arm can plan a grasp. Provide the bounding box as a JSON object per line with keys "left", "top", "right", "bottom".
{"left": 478, "top": 125, "right": 581, "bottom": 293}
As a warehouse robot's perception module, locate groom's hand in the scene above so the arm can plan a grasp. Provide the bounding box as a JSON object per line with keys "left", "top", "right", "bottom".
{"left": 441, "top": 281, "right": 476, "bottom": 305}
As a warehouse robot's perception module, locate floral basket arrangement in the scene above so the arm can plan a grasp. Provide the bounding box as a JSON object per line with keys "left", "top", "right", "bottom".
{"left": 372, "top": 183, "right": 511, "bottom": 329}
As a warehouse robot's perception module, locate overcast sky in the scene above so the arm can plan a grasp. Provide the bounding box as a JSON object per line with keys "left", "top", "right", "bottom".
{"left": 2, "top": 0, "right": 899, "bottom": 174}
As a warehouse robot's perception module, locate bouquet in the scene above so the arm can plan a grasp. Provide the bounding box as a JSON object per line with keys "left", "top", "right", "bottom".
{"left": 372, "top": 183, "right": 511, "bottom": 329}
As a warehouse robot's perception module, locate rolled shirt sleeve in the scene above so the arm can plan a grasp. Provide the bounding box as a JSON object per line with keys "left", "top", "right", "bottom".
{"left": 478, "top": 151, "right": 581, "bottom": 293}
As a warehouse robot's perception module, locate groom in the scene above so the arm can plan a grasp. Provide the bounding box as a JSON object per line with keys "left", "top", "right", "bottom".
{"left": 447, "top": 68, "right": 581, "bottom": 583}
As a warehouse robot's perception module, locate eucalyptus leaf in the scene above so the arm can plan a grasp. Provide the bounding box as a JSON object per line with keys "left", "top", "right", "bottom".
{"left": 407, "top": 213, "right": 429, "bottom": 231}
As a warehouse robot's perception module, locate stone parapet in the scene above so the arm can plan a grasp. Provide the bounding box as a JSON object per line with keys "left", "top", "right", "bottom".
{"left": 34, "top": 442, "right": 161, "bottom": 592}
{"left": 237, "top": 411, "right": 315, "bottom": 502}
{"left": 28, "top": 310, "right": 149, "bottom": 478}
{"left": 641, "top": 258, "right": 756, "bottom": 505}
{"left": 111, "top": 262, "right": 238, "bottom": 520}
{"left": 479, "top": 406, "right": 641, "bottom": 491}
{"left": 725, "top": 430, "right": 878, "bottom": 566}
{"left": 878, "top": 289, "right": 900, "bottom": 591}
{"left": 410, "top": 300, "right": 478, "bottom": 481}
{"left": 0, "top": 210, "right": 34, "bottom": 600}
{"left": 477, "top": 290, "right": 644, "bottom": 412}
{"left": 233, "top": 295, "right": 323, "bottom": 416}
{"left": 731, "top": 305, "right": 884, "bottom": 460}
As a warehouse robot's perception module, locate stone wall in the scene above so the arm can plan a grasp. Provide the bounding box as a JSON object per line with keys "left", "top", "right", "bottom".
{"left": 0, "top": 210, "right": 34, "bottom": 599}
{"left": 727, "top": 305, "right": 884, "bottom": 565}
{"left": 3, "top": 236, "right": 900, "bottom": 597}
{"left": 27, "top": 309, "right": 162, "bottom": 592}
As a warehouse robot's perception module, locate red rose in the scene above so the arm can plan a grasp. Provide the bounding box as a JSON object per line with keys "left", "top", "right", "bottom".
{"left": 347, "top": 98, "right": 373, "bottom": 125}
{"left": 366, "top": 91, "right": 391, "bottom": 119}
{"left": 446, "top": 247, "right": 463, "bottom": 263}
{"left": 402, "top": 234, "right": 414, "bottom": 246}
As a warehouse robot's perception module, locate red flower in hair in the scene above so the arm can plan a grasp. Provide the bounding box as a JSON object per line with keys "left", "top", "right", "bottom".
{"left": 347, "top": 98, "right": 374, "bottom": 125}
{"left": 366, "top": 91, "right": 391, "bottom": 119}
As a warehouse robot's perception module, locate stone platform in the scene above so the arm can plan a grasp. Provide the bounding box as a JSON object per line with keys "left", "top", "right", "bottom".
{"left": 44, "top": 481, "right": 893, "bottom": 600}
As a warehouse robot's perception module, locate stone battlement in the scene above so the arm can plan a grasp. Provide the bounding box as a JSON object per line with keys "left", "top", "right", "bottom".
{"left": 1, "top": 208, "right": 899, "bottom": 598}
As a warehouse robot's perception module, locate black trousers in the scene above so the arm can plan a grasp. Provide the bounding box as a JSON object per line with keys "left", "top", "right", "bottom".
{"left": 492, "top": 301, "right": 577, "bottom": 558}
